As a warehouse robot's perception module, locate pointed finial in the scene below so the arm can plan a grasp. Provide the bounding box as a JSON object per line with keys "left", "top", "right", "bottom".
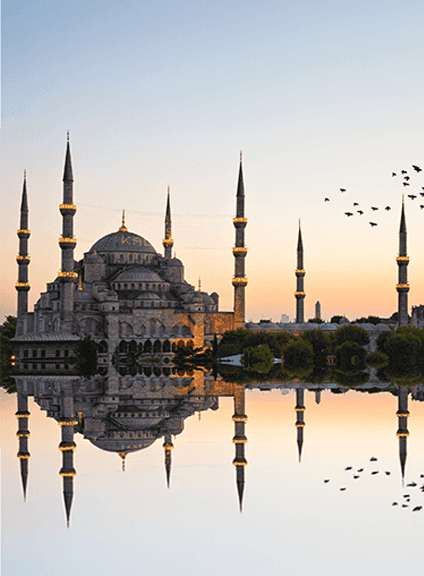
{"left": 198, "top": 277, "right": 201, "bottom": 292}
{"left": 119, "top": 452, "right": 126, "bottom": 471}
{"left": 119, "top": 210, "right": 128, "bottom": 232}
{"left": 67, "top": 520, "right": 70, "bottom": 528}
{"left": 67, "top": 131, "right": 70, "bottom": 142}
{"left": 299, "top": 218, "right": 301, "bottom": 229}
{"left": 24, "top": 169, "right": 26, "bottom": 180}
{"left": 198, "top": 411, "right": 201, "bottom": 421}
{"left": 240, "top": 150, "right": 243, "bottom": 163}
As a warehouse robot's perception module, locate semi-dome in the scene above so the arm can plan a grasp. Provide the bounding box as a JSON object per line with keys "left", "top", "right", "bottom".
{"left": 89, "top": 229, "right": 157, "bottom": 254}
{"left": 114, "top": 269, "right": 163, "bottom": 282}
{"left": 89, "top": 437, "right": 156, "bottom": 453}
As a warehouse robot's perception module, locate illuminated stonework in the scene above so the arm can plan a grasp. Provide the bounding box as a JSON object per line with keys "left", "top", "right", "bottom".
{"left": 58, "top": 272, "right": 78, "bottom": 278}
{"left": 15, "top": 282, "right": 31, "bottom": 289}
{"left": 17, "top": 229, "right": 31, "bottom": 235}
{"left": 233, "top": 217, "right": 248, "bottom": 224}
{"left": 396, "top": 256, "right": 409, "bottom": 262}
{"left": 232, "top": 247, "right": 248, "bottom": 254}
{"left": 16, "top": 255, "right": 31, "bottom": 261}
{"left": 58, "top": 237, "right": 77, "bottom": 244}
{"left": 232, "top": 277, "right": 248, "bottom": 286}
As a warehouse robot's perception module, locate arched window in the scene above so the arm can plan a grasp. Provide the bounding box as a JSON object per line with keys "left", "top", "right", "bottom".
{"left": 144, "top": 340, "right": 152, "bottom": 354}
{"left": 153, "top": 340, "right": 161, "bottom": 353}
{"left": 119, "top": 340, "right": 128, "bottom": 353}
{"left": 129, "top": 340, "right": 137, "bottom": 354}
{"left": 163, "top": 340, "right": 171, "bottom": 353}
{"left": 153, "top": 367, "right": 161, "bottom": 377}
{"left": 171, "top": 342, "right": 176, "bottom": 353}
{"left": 131, "top": 283, "right": 135, "bottom": 289}
{"left": 144, "top": 366, "right": 152, "bottom": 377}
{"left": 187, "top": 340, "right": 194, "bottom": 348}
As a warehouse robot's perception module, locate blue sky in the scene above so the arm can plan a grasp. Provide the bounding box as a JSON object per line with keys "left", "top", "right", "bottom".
{"left": 2, "top": 0, "right": 424, "bottom": 321}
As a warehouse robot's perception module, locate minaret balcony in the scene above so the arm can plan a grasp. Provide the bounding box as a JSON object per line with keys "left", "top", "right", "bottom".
{"left": 17, "top": 452, "right": 30, "bottom": 459}
{"left": 16, "top": 411, "right": 30, "bottom": 418}
{"left": 16, "top": 255, "right": 31, "bottom": 262}
{"left": 295, "top": 269, "right": 305, "bottom": 275}
{"left": 233, "top": 217, "right": 248, "bottom": 228}
{"left": 295, "top": 422, "right": 306, "bottom": 428}
{"left": 58, "top": 237, "right": 77, "bottom": 246}
{"left": 232, "top": 414, "right": 248, "bottom": 422}
{"left": 58, "top": 418, "right": 78, "bottom": 426}
{"left": 17, "top": 229, "right": 31, "bottom": 238}
{"left": 232, "top": 277, "right": 248, "bottom": 286}
{"left": 162, "top": 238, "right": 174, "bottom": 248}
{"left": 396, "top": 283, "right": 410, "bottom": 291}
{"left": 59, "top": 204, "right": 77, "bottom": 215}
{"left": 16, "top": 431, "right": 30, "bottom": 437}
{"left": 295, "top": 291, "right": 306, "bottom": 297}
{"left": 59, "top": 469, "right": 77, "bottom": 477}
{"left": 232, "top": 458, "right": 248, "bottom": 466}
{"left": 58, "top": 271, "right": 78, "bottom": 280}
{"left": 396, "top": 431, "right": 409, "bottom": 437}
{"left": 232, "top": 247, "right": 248, "bottom": 254}
{"left": 396, "top": 256, "right": 409, "bottom": 262}
{"left": 396, "top": 411, "right": 410, "bottom": 417}
{"left": 163, "top": 443, "right": 174, "bottom": 450}
{"left": 15, "top": 282, "right": 31, "bottom": 291}
{"left": 232, "top": 435, "right": 248, "bottom": 443}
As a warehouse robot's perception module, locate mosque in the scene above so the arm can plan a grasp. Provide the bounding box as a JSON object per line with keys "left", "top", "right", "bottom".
{"left": 13, "top": 135, "right": 248, "bottom": 371}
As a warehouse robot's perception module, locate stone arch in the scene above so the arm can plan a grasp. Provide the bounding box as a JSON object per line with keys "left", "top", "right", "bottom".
{"left": 119, "top": 340, "right": 128, "bottom": 353}
{"left": 144, "top": 340, "right": 152, "bottom": 354}
{"left": 163, "top": 340, "right": 171, "bottom": 353}
{"left": 153, "top": 340, "right": 162, "bottom": 353}
{"left": 98, "top": 340, "right": 108, "bottom": 353}
{"left": 129, "top": 340, "right": 137, "bottom": 354}
{"left": 120, "top": 321, "right": 133, "bottom": 337}
{"left": 171, "top": 342, "right": 177, "bottom": 353}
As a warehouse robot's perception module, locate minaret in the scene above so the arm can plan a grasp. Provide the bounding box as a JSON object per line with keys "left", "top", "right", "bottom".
{"left": 16, "top": 171, "right": 31, "bottom": 337}
{"left": 232, "top": 153, "right": 248, "bottom": 328}
{"left": 163, "top": 434, "right": 173, "bottom": 488}
{"left": 16, "top": 390, "right": 31, "bottom": 500}
{"left": 295, "top": 387, "right": 305, "bottom": 462}
{"left": 396, "top": 197, "right": 409, "bottom": 326}
{"left": 58, "top": 383, "right": 77, "bottom": 527}
{"left": 315, "top": 301, "right": 321, "bottom": 321}
{"left": 232, "top": 384, "right": 247, "bottom": 512}
{"left": 396, "top": 386, "right": 409, "bottom": 485}
{"left": 59, "top": 133, "right": 77, "bottom": 332}
{"left": 295, "top": 220, "right": 306, "bottom": 324}
{"left": 163, "top": 187, "right": 173, "bottom": 260}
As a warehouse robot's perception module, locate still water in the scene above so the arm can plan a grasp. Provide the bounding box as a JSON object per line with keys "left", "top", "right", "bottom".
{"left": 2, "top": 374, "right": 424, "bottom": 576}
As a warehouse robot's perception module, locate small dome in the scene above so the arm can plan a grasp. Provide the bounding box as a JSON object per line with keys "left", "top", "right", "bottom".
{"left": 169, "top": 258, "right": 183, "bottom": 266}
{"left": 74, "top": 290, "right": 95, "bottom": 302}
{"left": 114, "top": 269, "right": 163, "bottom": 283}
{"left": 85, "top": 252, "right": 104, "bottom": 264}
{"left": 89, "top": 230, "right": 157, "bottom": 254}
{"left": 89, "top": 437, "right": 156, "bottom": 453}
{"left": 376, "top": 323, "right": 390, "bottom": 331}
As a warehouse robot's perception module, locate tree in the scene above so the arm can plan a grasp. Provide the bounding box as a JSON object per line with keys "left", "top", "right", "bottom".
{"left": 333, "top": 325, "right": 370, "bottom": 347}
{"left": 283, "top": 339, "right": 314, "bottom": 370}
{"left": 335, "top": 341, "right": 366, "bottom": 373}
{"left": 366, "top": 350, "right": 389, "bottom": 368}
{"left": 241, "top": 344, "right": 274, "bottom": 374}
{"left": 301, "top": 329, "right": 330, "bottom": 368}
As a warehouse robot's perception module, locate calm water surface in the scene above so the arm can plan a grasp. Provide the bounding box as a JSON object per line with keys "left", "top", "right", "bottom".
{"left": 2, "top": 377, "right": 424, "bottom": 576}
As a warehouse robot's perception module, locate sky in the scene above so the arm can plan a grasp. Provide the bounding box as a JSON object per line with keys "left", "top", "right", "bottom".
{"left": 2, "top": 0, "right": 424, "bottom": 322}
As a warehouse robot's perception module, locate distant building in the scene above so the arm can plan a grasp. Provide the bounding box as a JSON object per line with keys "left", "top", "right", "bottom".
{"left": 315, "top": 301, "right": 321, "bottom": 320}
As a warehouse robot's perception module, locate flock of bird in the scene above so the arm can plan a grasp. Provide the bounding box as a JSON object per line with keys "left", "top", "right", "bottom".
{"left": 323, "top": 456, "right": 424, "bottom": 512}
{"left": 324, "top": 164, "right": 424, "bottom": 227}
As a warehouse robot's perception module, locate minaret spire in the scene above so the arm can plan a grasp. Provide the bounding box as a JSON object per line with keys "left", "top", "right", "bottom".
{"left": 232, "top": 154, "right": 248, "bottom": 328}
{"left": 232, "top": 384, "right": 248, "bottom": 512}
{"left": 163, "top": 186, "right": 173, "bottom": 259}
{"left": 58, "top": 382, "right": 78, "bottom": 527}
{"left": 295, "top": 388, "right": 306, "bottom": 462}
{"left": 396, "top": 196, "right": 409, "bottom": 326}
{"left": 16, "top": 171, "right": 31, "bottom": 336}
{"left": 163, "top": 434, "right": 173, "bottom": 488}
{"left": 16, "top": 390, "right": 31, "bottom": 500}
{"left": 295, "top": 220, "right": 306, "bottom": 324}
{"left": 59, "top": 133, "right": 77, "bottom": 332}
{"left": 396, "top": 386, "right": 409, "bottom": 485}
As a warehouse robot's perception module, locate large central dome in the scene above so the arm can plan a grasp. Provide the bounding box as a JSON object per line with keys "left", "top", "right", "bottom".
{"left": 89, "top": 229, "right": 157, "bottom": 254}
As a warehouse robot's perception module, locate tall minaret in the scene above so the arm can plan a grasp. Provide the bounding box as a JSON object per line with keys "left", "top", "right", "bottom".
{"left": 16, "top": 171, "right": 31, "bottom": 337}
{"left": 163, "top": 187, "right": 173, "bottom": 260}
{"left": 59, "top": 133, "right": 77, "bottom": 332}
{"left": 163, "top": 434, "right": 173, "bottom": 488}
{"left": 232, "top": 153, "right": 248, "bottom": 328}
{"left": 58, "top": 383, "right": 77, "bottom": 527}
{"left": 295, "top": 387, "right": 305, "bottom": 462}
{"left": 396, "top": 196, "right": 409, "bottom": 327}
{"left": 232, "top": 384, "right": 247, "bottom": 512}
{"left": 396, "top": 386, "right": 409, "bottom": 485}
{"left": 295, "top": 220, "right": 306, "bottom": 324}
{"left": 16, "top": 390, "right": 31, "bottom": 500}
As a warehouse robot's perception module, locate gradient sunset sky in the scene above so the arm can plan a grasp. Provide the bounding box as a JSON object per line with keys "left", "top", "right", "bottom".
{"left": 2, "top": 0, "right": 424, "bottom": 322}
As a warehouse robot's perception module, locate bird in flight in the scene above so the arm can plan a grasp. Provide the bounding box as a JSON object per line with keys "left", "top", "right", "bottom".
{"left": 403, "top": 182, "right": 410, "bottom": 187}
{"left": 370, "top": 457, "right": 378, "bottom": 461}
{"left": 385, "top": 206, "right": 391, "bottom": 211}
{"left": 401, "top": 170, "right": 408, "bottom": 175}
{"left": 345, "top": 212, "right": 353, "bottom": 217}
{"left": 420, "top": 205, "right": 424, "bottom": 210}
{"left": 357, "top": 210, "right": 364, "bottom": 215}
{"left": 412, "top": 165, "right": 422, "bottom": 172}
{"left": 408, "top": 195, "right": 417, "bottom": 200}
{"left": 404, "top": 175, "right": 410, "bottom": 181}
{"left": 340, "top": 188, "right": 346, "bottom": 192}
{"left": 353, "top": 202, "right": 359, "bottom": 206}
{"left": 324, "top": 197, "right": 330, "bottom": 202}
{"left": 392, "top": 172, "right": 396, "bottom": 177}
{"left": 413, "top": 506, "right": 423, "bottom": 512}
{"left": 371, "top": 206, "right": 379, "bottom": 211}
{"left": 369, "top": 222, "right": 378, "bottom": 227}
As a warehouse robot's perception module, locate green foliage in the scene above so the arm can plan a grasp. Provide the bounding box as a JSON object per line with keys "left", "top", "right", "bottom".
{"left": 301, "top": 329, "right": 330, "bottom": 368}
{"left": 333, "top": 325, "right": 370, "bottom": 347}
{"left": 335, "top": 341, "right": 366, "bottom": 373}
{"left": 217, "top": 329, "right": 281, "bottom": 357}
{"left": 354, "top": 316, "right": 385, "bottom": 325}
{"left": 308, "top": 318, "right": 324, "bottom": 324}
{"left": 377, "top": 326, "right": 424, "bottom": 376}
{"left": 241, "top": 344, "right": 274, "bottom": 373}
{"left": 330, "top": 315, "right": 343, "bottom": 323}
{"left": 283, "top": 339, "right": 314, "bottom": 370}
{"left": 366, "top": 350, "right": 389, "bottom": 368}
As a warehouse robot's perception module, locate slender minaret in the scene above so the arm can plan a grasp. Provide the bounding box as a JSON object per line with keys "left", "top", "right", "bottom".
{"left": 232, "top": 153, "right": 248, "bottom": 328}
{"left": 232, "top": 384, "right": 247, "bottom": 512}
{"left": 163, "top": 187, "right": 173, "bottom": 260}
{"left": 16, "top": 390, "right": 31, "bottom": 500}
{"left": 295, "top": 388, "right": 305, "bottom": 462}
{"left": 396, "top": 386, "right": 409, "bottom": 485}
{"left": 58, "top": 383, "right": 77, "bottom": 527}
{"left": 16, "top": 171, "right": 31, "bottom": 337}
{"left": 163, "top": 434, "right": 173, "bottom": 488}
{"left": 315, "top": 301, "right": 321, "bottom": 321}
{"left": 59, "top": 133, "right": 77, "bottom": 332}
{"left": 295, "top": 220, "right": 306, "bottom": 324}
{"left": 396, "top": 197, "right": 409, "bottom": 327}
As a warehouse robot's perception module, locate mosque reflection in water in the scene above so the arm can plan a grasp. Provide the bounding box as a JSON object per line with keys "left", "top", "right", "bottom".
{"left": 14, "top": 370, "right": 424, "bottom": 526}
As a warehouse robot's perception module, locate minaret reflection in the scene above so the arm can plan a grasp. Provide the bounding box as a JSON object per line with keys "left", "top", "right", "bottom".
{"left": 396, "top": 386, "right": 409, "bottom": 485}
{"left": 232, "top": 384, "right": 247, "bottom": 512}
{"left": 16, "top": 390, "right": 31, "bottom": 500}
{"left": 58, "top": 383, "right": 78, "bottom": 528}
{"left": 295, "top": 388, "right": 306, "bottom": 462}
{"left": 163, "top": 434, "right": 173, "bottom": 488}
